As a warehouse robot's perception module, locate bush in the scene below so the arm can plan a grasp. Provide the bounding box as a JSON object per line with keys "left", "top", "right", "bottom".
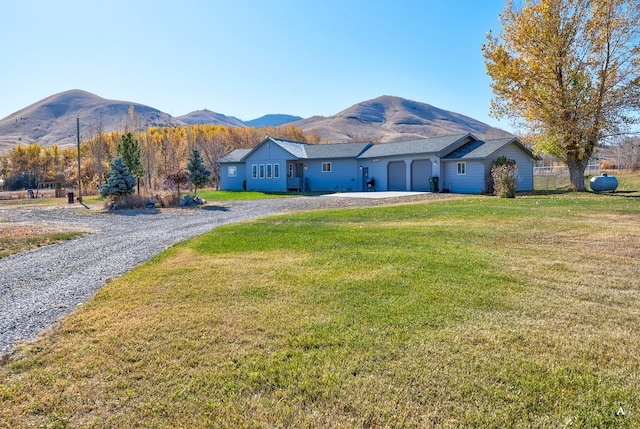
{"left": 104, "top": 194, "right": 146, "bottom": 210}
{"left": 156, "top": 192, "right": 180, "bottom": 207}
{"left": 491, "top": 156, "right": 518, "bottom": 198}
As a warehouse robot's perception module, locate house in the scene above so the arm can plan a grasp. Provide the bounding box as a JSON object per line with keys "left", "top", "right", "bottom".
{"left": 218, "top": 133, "right": 537, "bottom": 194}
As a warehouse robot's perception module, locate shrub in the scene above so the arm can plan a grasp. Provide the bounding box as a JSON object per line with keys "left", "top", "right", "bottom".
{"left": 491, "top": 156, "right": 518, "bottom": 198}
{"left": 104, "top": 194, "right": 146, "bottom": 210}
{"left": 156, "top": 192, "right": 180, "bottom": 207}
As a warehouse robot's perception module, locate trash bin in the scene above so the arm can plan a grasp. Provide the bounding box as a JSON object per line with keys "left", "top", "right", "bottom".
{"left": 433, "top": 176, "right": 439, "bottom": 192}
{"left": 67, "top": 192, "right": 74, "bottom": 204}
{"left": 428, "top": 177, "right": 435, "bottom": 192}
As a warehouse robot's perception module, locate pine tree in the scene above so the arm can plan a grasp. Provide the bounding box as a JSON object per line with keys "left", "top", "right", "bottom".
{"left": 184, "top": 149, "right": 211, "bottom": 196}
{"left": 100, "top": 157, "right": 136, "bottom": 198}
{"left": 117, "top": 133, "right": 145, "bottom": 184}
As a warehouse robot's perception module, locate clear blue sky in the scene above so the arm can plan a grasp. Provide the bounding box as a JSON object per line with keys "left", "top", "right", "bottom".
{"left": 0, "top": 0, "right": 512, "bottom": 131}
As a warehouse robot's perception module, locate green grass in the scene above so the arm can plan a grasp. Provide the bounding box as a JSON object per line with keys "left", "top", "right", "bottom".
{"left": 1, "top": 186, "right": 639, "bottom": 427}
{"left": 195, "top": 190, "right": 294, "bottom": 200}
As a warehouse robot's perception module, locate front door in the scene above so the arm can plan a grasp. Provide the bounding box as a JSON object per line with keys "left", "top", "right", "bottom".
{"left": 362, "top": 167, "right": 369, "bottom": 191}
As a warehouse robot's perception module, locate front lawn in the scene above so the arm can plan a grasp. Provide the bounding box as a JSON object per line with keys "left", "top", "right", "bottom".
{"left": 1, "top": 191, "right": 639, "bottom": 427}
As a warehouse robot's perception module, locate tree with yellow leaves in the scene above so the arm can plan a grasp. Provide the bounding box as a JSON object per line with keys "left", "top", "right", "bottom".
{"left": 483, "top": 0, "right": 640, "bottom": 190}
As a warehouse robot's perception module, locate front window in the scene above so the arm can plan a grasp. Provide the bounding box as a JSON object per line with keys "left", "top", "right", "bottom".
{"left": 288, "top": 163, "right": 294, "bottom": 177}
{"left": 457, "top": 162, "right": 466, "bottom": 175}
{"left": 259, "top": 164, "right": 265, "bottom": 178}
{"left": 228, "top": 166, "right": 237, "bottom": 177}
{"left": 274, "top": 163, "right": 280, "bottom": 178}
{"left": 252, "top": 164, "right": 258, "bottom": 179}
{"left": 266, "top": 164, "right": 272, "bottom": 178}
{"left": 322, "top": 162, "right": 332, "bottom": 173}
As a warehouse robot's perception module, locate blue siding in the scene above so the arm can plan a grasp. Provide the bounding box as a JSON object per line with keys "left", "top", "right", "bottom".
{"left": 442, "top": 160, "right": 486, "bottom": 193}
{"left": 357, "top": 160, "right": 391, "bottom": 191}
{"left": 244, "top": 141, "right": 292, "bottom": 192}
{"left": 490, "top": 144, "right": 535, "bottom": 191}
{"left": 219, "top": 164, "right": 246, "bottom": 191}
{"left": 304, "top": 159, "right": 359, "bottom": 192}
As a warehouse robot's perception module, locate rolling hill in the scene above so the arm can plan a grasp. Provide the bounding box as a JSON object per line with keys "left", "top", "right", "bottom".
{"left": 0, "top": 91, "right": 510, "bottom": 153}
{"left": 292, "top": 96, "right": 510, "bottom": 143}
{"left": 0, "top": 90, "right": 184, "bottom": 151}
{"left": 176, "top": 109, "right": 245, "bottom": 127}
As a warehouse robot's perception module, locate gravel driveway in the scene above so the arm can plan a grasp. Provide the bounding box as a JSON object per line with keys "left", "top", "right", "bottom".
{"left": 0, "top": 194, "right": 449, "bottom": 356}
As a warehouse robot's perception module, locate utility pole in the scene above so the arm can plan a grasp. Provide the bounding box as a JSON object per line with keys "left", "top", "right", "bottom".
{"left": 77, "top": 116, "right": 82, "bottom": 202}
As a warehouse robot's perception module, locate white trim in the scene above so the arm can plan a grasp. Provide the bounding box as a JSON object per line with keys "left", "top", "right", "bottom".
{"left": 457, "top": 162, "right": 466, "bottom": 175}
{"left": 252, "top": 164, "right": 258, "bottom": 179}
{"left": 274, "top": 163, "right": 280, "bottom": 178}
{"left": 322, "top": 162, "right": 332, "bottom": 173}
{"left": 228, "top": 165, "right": 237, "bottom": 177}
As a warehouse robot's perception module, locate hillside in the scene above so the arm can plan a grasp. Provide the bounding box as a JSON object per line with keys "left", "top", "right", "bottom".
{"left": 292, "top": 96, "right": 510, "bottom": 143}
{"left": 245, "top": 114, "right": 303, "bottom": 128}
{"left": 0, "top": 90, "right": 184, "bottom": 151}
{"left": 176, "top": 109, "right": 246, "bottom": 127}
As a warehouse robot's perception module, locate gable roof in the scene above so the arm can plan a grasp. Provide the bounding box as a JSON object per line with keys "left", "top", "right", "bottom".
{"left": 443, "top": 137, "right": 537, "bottom": 160}
{"left": 218, "top": 148, "right": 252, "bottom": 163}
{"left": 357, "top": 133, "right": 476, "bottom": 159}
{"left": 269, "top": 137, "right": 309, "bottom": 159}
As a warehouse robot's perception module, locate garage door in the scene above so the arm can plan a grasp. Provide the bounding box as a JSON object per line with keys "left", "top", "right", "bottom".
{"left": 387, "top": 161, "right": 406, "bottom": 191}
{"left": 411, "top": 160, "right": 432, "bottom": 191}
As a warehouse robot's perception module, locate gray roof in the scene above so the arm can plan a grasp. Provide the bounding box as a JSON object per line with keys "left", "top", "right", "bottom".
{"left": 443, "top": 137, "right": 536, "bottom": 160}
{"left": 270, "top": 138, "right": 309, "bottom": 159}
{"left": 304, "top": 141, "right": 372, "bottom": 159}
{"left": 218, "top": 148, "right": 251, "bottom": 163}
{"left": 357, "top": 133, "right": 473, "bottom": 159}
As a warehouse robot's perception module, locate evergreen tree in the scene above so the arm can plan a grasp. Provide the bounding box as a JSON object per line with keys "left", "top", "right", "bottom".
{"left": 100, "top": 157, "right": 136, "bottom": 198}
{"left": 184, "top": 149, "right": 211, "bottom": 196}
{"left": 117, "top": 133, "right": 145, "bottom": 185}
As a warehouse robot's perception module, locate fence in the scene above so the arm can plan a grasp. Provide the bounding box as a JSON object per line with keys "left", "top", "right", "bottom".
{"left": 534, "top": 164, "right": 601, "bottom": 191}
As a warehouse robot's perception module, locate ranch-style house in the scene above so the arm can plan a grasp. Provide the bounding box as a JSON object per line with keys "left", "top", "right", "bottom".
{"left": 218, "top": 133, "right": 537, "bottom": 194}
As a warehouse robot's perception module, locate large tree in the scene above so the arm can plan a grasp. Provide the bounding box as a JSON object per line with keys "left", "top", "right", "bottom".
{"left": 483, "top": 0, "right": 640, "bottom": 190}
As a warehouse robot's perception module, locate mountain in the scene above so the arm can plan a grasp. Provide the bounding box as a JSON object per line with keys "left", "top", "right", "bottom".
{"left": 176, "top": 109, "right": 246, "bottom": 127}
{"left": 0, "top": 90, "right": 184, "bottom": 151}
{"left": 0, "top": 91, "right": 510, "bottom": 153}
{"left": 292, "top": 96, "right": 510, "bottom": 143}
{"left": 245, "top": 114, "right": 303, "bottom": 128}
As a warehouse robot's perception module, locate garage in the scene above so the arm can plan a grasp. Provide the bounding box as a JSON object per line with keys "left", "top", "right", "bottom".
{"left": 387, "top": 161, "right": 406, "bottom": 191}
{"left": 411, "top": 159, "right": 432, "bottom": 191}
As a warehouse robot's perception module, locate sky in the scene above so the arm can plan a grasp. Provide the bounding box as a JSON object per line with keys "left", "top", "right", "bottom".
{"left": 0, "top": 0, "right": 513, "bottom": 131}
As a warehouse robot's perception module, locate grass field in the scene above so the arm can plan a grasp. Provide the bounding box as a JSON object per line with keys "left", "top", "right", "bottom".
{"left": 0, "top": 223, "right": 85, "bottom": 259}
{"left": 1, "top": 174, "right": 639, "bottom": 428}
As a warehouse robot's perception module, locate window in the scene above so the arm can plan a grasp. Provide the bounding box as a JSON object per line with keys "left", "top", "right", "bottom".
{"left": 259, "top": 164, "right": 265, "bottom": 178}
{"left": 266, "top": 164, "right": 272, "bottom": 178}
{"left": 228, "top": 166, "right": 237, "bottom": 177}
{"left": 274, "top": 163, "right": 280, "bottom": 178}
{"left": 288, "top": 163, "right": 294, "bottom": 177}
{"left": 457, "top": 162, "right": 466, "bottom": 175}
{"left": 322, "top": 162, "right": 332, "bottom": 172}
{"left": 252, "top": 164, "right": 258, "bottom": 179}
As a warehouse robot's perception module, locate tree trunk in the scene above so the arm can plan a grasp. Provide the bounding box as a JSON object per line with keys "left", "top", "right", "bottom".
{"left": 567, "top": 162, "right": 587, "bottom": 191}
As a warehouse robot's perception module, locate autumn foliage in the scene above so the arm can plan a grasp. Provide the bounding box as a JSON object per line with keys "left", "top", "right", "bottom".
{"left": 0, "top": 124, "right": 321, "bottom": 195}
